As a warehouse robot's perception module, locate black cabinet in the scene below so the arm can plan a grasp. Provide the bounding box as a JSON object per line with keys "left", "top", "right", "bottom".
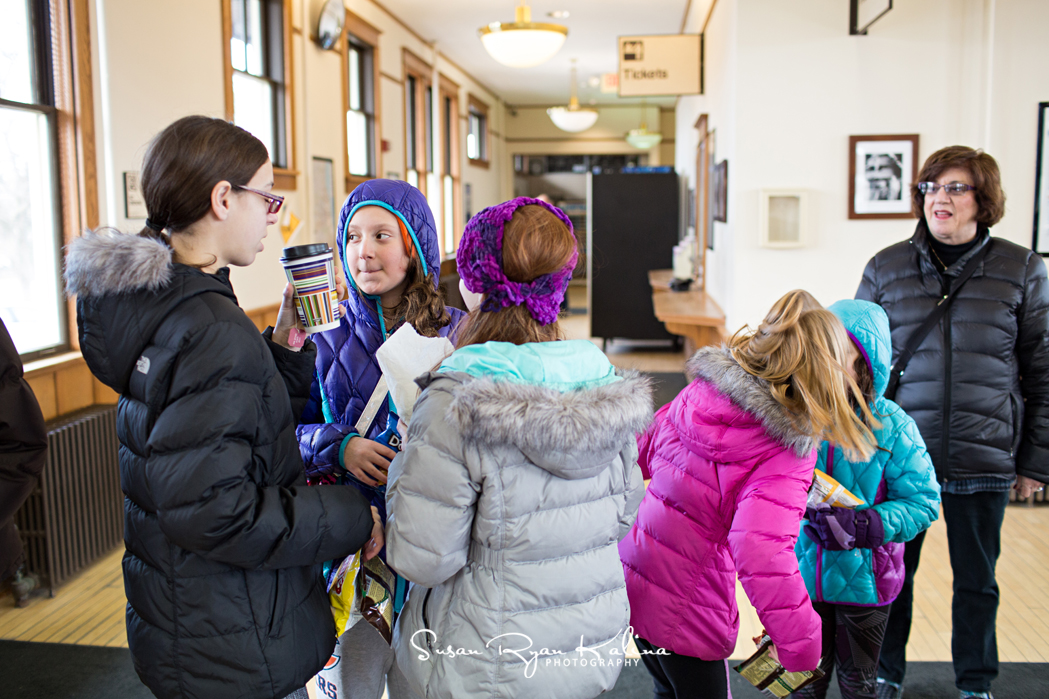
{"left": 589, "top": 173, "right": 679, "bottom": 344}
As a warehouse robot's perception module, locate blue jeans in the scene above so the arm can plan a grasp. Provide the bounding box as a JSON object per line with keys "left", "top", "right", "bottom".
{"left": 879, "top": 490, "right": 1008, "bottom": 693}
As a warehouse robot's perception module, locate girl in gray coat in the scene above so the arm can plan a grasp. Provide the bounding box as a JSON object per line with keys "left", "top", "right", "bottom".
{"left": 385, "top": 198, "right": 652, "bottom": 698}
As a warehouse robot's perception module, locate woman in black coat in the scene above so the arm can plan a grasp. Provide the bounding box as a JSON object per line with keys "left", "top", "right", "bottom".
{"left": 65, "top": 116, "right": 376, "bottom": 699}
{"left": 856, "top": 146, "right": 1049, "bottom": 699}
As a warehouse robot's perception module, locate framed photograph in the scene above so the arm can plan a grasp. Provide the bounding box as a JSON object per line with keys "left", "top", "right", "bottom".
{"left": 1034, "top": 103, "right": 1049, "bottom": 255}
{"left": 712, "top": 160, "right": 728, "bottom": 223}
{"left": 311, "top": 157, "right": 336, "bottom": 242}
{"left": 848, "top": 134, "right": 919, "bottom": 219}
{"left": 759, "top": 189, "right": 808, "bottom": 249}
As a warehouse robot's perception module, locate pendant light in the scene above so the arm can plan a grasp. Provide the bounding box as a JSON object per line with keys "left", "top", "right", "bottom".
{"left": 547, "top": 62, "right": 599, "bottom": 133}
{"left": 478, "top": 1, "right": 568, "bottom": 69}
{"left": 625, "top": 100, "right": 663, "bottom": 149}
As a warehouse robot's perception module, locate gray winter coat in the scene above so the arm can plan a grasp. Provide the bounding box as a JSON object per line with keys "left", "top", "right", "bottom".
{"left": 385, "top": 340, "right": 652, "bottom": 699}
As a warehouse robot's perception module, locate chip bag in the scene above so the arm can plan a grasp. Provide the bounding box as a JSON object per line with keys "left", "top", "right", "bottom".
{"left": 326, "top": 550, "right": 397, "bottom": 641}
{"left": 734, "top": 634, "right": 825, "bottom": 697}
{"left": 807, "top": 469, "right": 865, "bottom": 510}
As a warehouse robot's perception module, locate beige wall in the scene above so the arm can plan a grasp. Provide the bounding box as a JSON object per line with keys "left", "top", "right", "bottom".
{"left": 90, "top": 0, "right": 512, "bottom": 313}
{"left": 506, "top": 104, "right": 670, "bottom": 163}
{"left": 677, "top": 0, "right": 1049, "bottom": 331}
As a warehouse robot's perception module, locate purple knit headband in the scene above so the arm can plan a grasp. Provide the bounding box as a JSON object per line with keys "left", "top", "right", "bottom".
{"left": 457, "top": 197, "right": 578, "bottom": 326}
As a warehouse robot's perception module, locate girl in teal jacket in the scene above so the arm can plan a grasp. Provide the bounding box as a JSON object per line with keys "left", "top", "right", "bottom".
{"left": 794, "top": 299, "right": 940, "bottom": 699}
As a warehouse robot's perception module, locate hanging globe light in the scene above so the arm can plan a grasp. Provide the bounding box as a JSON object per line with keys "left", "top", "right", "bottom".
{"left": 547, "top": 62, "right": 599, "bottom": 133}
{"left": 479, "top": 1, "right": 568, "bottom": 69}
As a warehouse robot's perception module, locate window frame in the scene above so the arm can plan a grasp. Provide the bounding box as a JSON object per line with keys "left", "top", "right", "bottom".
{"left": 403, "top": 49, "right": 432, "bottom": 196}
{"left": 341, "top": 10, "right": 381, "bottom": 191}
{"left": 466, "top": 94, "right": 490, "bottom": 169}
{"left": 4, "top": 0, "right": 97, "bottom": 361}
{"left": 221, "top": 0, "right": 297, "bottom": 190}
{"left": 438, "top": 74, "right": 461, "bottom": 254}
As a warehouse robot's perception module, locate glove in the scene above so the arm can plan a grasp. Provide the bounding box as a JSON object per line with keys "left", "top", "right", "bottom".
{"left": 803, "top": 504, "right": 884, "bottom": 551}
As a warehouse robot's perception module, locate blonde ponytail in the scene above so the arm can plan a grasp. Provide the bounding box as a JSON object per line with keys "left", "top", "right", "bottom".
{"left": 728, "top": 290, "right": 878, "bottom": 462}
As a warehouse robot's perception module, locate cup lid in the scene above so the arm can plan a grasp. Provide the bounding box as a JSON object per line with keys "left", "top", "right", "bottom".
{"left": 281, "top": 243, "right": 332, "bottom": 260}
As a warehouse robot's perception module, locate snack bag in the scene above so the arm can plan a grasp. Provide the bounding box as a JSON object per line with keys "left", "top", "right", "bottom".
{"left": 326, "top": 550, "right": 397, "bottom": 641}
{"left": 807, "top": 469, "right": 865, "bottom": 510}
{"left": 734, "top": 634, "right": 825, "bottom": 697}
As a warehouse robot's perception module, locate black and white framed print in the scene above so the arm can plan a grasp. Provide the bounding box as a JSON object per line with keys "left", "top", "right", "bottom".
{"left": 1033, "top": 103, "right": 1049, "bottom": 255}
{"left": 848, "top": 134, "right": 919, "bottom": 219}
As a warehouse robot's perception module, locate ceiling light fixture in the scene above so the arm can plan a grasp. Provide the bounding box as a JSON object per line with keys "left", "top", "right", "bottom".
{"left": 625, "top": 101, "right": 663, "bottom": 149}
{"left": 478, "top": 1, "right": 568, "bottom": 69}
{"left": 547, "top": 61, "right": 599, "bottom": 133}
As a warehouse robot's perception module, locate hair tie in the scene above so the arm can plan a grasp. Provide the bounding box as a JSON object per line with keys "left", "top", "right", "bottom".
{"left": 145, "top": 218, "right": 165, "bottom": 232}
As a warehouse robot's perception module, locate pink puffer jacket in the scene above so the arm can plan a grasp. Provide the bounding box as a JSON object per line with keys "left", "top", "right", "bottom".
{"left": 619, "top": 346, "right": 822, "bottom": 672}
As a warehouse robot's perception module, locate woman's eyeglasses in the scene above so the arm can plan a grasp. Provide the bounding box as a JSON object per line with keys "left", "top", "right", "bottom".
{"left": 233, "top": 185, "right": 284, "bottom": 214}
{"left": 917, "top": 182, "right": 976, "bottom": 197}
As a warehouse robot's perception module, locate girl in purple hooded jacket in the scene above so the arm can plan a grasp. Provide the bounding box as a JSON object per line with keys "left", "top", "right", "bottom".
{"left": 297, "top": 180, "right": 464, "bottom": 699}
{"left": 620, "top": 290, "right": 878, "bottom": 699}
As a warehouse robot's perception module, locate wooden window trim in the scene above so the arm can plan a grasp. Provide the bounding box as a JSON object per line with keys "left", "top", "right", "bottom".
{"left": 467, "top": 93, "right": 490, "bottom": 169}
{"left": 221, "top": 0, "right": 298, "bottom": 190}
{"left": 341, "top": 10, "right": 382, "bottom": 190}
{"left": 439, "top": 74, "right": 461, "bottom": 252}
{"left": 402, "top": 49, "right": 432, "bottom": 194}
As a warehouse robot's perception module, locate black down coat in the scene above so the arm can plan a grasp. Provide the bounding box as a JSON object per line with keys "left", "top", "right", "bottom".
{"left": 65, "top": 230, "right": 372, "bottom": 699}
{"left": 857, "top": 221, "right": 1049, "bottom": 485}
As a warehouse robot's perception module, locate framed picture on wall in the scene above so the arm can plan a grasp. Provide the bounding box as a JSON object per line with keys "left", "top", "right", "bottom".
{"left": 848, "top": 134, "right": 919, "bottom": 219}
{"left": 1033, "top": 103, "right": 1049, "bottom": 255}
{"left": 712, "top": 160, "right": 728, "bottom": 223}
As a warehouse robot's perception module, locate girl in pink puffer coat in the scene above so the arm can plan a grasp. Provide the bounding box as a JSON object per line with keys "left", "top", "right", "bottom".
{"left": 619, "top": 290, "right": 878, "bottom": 698}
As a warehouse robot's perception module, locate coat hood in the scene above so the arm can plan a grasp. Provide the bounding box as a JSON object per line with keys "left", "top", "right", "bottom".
{"left": 683, "top": 345, "right": 816, "bottom": 460}
{"left": 828, "top": 299, "right": 891, "bottom": 399}
{"left": 64, "top": 229, "right": 237, "bottom": 393}
{"left": 337, "top": 180, "right": 441, "bottom": 331}
{"left": 420, "top": 340, "right": 653, "bottom": 479}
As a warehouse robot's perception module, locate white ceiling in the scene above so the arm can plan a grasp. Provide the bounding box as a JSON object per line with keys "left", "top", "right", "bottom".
{"left": 372, "top": 0, "right": 698, "bottom": 107}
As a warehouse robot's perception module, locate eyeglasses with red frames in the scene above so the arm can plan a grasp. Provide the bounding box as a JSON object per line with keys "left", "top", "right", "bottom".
{"left": 233, "top": 185, "right": 284, "bottom": 214}
{"left": 917, "top": 182, "right": 976, "bottom": 197}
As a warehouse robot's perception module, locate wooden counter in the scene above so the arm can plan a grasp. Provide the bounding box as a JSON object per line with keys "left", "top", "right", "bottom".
{"left": 648, "top": 270, "right": 727, "bottom": 353}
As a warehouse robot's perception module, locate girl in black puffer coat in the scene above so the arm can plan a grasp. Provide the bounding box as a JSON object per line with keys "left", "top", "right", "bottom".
{"left": 65, "top": 116, "right": 376, "bottom": 699}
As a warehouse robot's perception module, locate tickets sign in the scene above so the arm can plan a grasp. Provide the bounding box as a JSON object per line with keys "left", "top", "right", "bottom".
{"left": 618, "top": 34, "right": 702, "bottom": 97}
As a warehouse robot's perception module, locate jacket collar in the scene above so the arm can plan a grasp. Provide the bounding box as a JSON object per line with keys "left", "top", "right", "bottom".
{"left": 911, "top": 219, "right": 991, "bottom": 279}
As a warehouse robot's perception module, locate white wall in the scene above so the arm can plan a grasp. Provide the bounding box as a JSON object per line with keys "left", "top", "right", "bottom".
{"left": 677, "top": 0, "right": 1049, "bottom": 331}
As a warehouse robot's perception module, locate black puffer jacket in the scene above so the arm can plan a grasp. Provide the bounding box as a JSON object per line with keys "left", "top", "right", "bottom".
{"left": 65, "top": 230, "right": 372, "bottom": 699}
{"left": 857, "top": 221, "right": 1049, "bottom": 485}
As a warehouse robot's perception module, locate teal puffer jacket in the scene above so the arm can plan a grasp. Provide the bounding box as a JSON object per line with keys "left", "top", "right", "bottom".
{"left": 795, "top": 300, "right": 940, "bottom": 606}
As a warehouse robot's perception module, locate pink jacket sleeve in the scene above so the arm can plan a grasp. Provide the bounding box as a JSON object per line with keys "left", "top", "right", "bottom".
{"left": 635, "top": 403, "right": 671, "bottom": 480}
{"left": 726, "top": 454, "right": 821, "bottom": 672}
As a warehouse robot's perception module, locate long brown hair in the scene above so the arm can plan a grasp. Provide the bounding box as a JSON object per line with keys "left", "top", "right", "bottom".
{"left": 456, "top": 205, "right": 576, "bottom": 347}
{"left": 136, "top": 116, "right": 269, "bottom": 259}
{"left": 384, "top": 255, "right": 450, "bottom": 337}
{"left": 728, "top": 290, "right": 877, "bottom": 461}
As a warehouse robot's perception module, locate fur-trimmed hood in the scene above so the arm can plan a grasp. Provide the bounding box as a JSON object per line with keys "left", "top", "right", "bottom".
{"left": 64, "top": 229, "right": 237, "bottom": 393}
{"left": 683, "top": 345, "right": 815, "bottom": 459}
{"left": 417, "top": 369, "right": 653, "bottom": 479}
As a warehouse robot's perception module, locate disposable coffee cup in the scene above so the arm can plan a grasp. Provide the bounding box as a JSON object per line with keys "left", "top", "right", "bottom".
{"left": 280, "top": 243, "right": 341, "bottom": 333}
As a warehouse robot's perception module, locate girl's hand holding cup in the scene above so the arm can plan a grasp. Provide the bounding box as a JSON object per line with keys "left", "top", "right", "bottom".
{"left": 273, "top": 282, "right": 308, "bottom": 351}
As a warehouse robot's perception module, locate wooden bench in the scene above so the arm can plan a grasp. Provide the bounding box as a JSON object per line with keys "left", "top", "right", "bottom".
{"left": 648, "top": 269, "right": 727, "bottom": 354}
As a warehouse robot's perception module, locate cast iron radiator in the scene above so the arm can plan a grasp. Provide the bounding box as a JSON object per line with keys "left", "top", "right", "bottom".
{"left": 15, "top": 405, "right": 122, "bottom": 595}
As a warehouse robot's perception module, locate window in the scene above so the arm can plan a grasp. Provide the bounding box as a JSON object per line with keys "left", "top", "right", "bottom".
{"left": 439, "top": 75, "right": 461, "bottom": 255}
{"left": 343, "top": 11, "right": 380, "bottom": 187}
{"left": 223, "top": 0, "right": 295, "bottom": 188}
{"left": 403, "top": 50, "right": 433, "bottom": 195}
{"left": 467, "top": 95, "right": 489, "bottom": 168}
{"left": 0, "top": 0, "right": 96, "bottom": 360}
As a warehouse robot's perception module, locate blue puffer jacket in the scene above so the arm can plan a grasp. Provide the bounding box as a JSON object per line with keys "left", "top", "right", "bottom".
{"left": 795, "top": 300, "right": 940, "bottom": 606}
{"left": 297, "top": 180, "right": 465, "bottom": 519}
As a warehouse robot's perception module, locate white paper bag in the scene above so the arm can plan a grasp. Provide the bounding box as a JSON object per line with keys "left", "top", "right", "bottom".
{"left": 375, "top": 323, "right": 454, "bottom": 426}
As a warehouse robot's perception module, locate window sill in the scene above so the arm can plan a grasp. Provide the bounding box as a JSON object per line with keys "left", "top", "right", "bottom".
{"left": 274, "top": 168, "right": 299, "bottom": 191}
{"left": 467, "top": 158, "right": 490, "bottom": 170}
{"left": 346, "top": 174, "right": 375, "bottom": 191}
{"left": 24, "top": 352, "right": 85, "bottom": 378}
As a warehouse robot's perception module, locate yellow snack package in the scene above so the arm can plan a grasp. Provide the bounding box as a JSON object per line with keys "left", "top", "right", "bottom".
{"left": 807, "top": 469, "right": 865, "bottom": 510}
{"left": 734, "top": 634, "right": 825, "bottom": 697}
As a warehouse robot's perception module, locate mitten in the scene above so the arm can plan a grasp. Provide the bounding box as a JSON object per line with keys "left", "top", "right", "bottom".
{"left": 803, "top": 504, "right": 884, "bottom": 551}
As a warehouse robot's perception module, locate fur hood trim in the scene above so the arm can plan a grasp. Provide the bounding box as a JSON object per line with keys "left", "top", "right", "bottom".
{"left": 433, "top": 370, "right": 653, "bottom": 478}
{"left": 65, "top": 229, "right": 173, "bottom": 298}
{"left": 686, "top": 345, "right": 815, "bottom": 458}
